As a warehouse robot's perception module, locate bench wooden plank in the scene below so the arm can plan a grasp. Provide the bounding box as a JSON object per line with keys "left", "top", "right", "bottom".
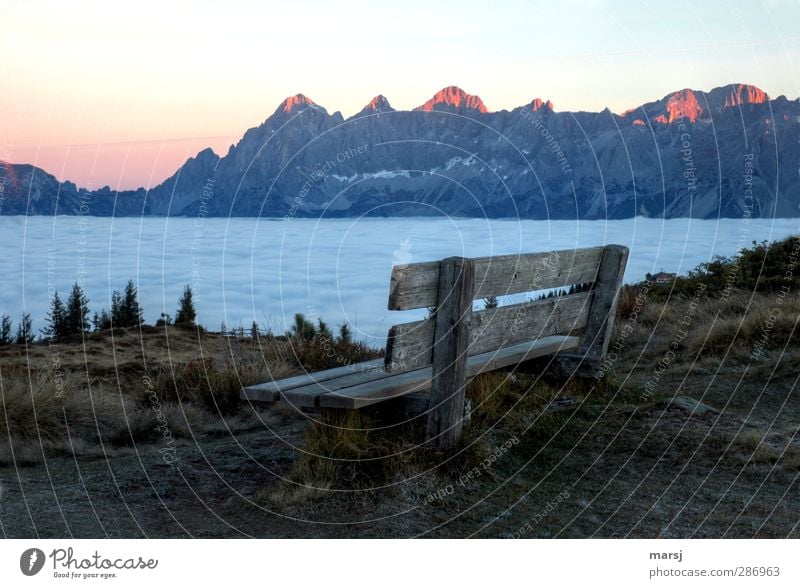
{"left": 388, "top": 246, "right": 603, "bottom": 311}
{"left": 281, "top": 360, "right": 391, "bottom": 406}
{"left": 385, "top": 290, "right": 592, "bottom": 372}
{"left": 427, "top": 256, "right": 475, "bottom": 448}
{"left": 582, "top": 245, "right": 629, "bottom": 358}
{"left": 319, "top": 335, "right": 579, "bottom": 409}
{"left": 240, "top": 358, "right": 384, "bottom": 402}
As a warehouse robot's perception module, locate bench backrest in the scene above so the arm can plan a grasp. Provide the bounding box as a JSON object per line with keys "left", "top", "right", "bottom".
{"left": 384, "top": 244, "right": 629, "bottom": 372}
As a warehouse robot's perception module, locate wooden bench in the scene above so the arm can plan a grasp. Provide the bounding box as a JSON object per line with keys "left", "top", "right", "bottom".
{"left": 241, "top": 244, "right": 629, "bottom": 449}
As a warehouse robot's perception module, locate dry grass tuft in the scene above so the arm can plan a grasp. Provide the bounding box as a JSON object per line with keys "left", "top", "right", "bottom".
{"left": 299, "top": 409, "right": 425, "bottom": 485}
{"left": 0, "top": 370, "right": 207, "bottom": 463}
{"left": 687, "top": 296, "right": 800, "bottom": 359}
{"left": 781, "top": 450, "right": 800, "bottom": 472}
{"left": 732, "top": 429, "right": 781, "bottom": 464}
{"left": 146, "top": 360, "right": 286, "bottom": 416}
{"left": 0, "top": 327, "right": 378, "bottom": 468}
{"left": 466, "top": 372, "right": 514, "bottom": 420}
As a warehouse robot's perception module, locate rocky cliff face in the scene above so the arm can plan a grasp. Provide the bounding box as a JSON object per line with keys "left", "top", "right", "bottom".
{"left": 3, "top": 83, "right": 798, "bottom": 219}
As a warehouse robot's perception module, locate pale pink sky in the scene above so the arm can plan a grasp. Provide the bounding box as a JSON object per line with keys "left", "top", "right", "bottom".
{"left": 1, "top": 0, "right": 798, "bottom": 190}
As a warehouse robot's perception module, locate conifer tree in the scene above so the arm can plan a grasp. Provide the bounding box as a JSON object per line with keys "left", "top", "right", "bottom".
{"left": 288, "top": 313, "right": 316, "bottom": 340}
{"left": 0, "top": 315, "right": 12, "bottom": 345}
{"left": 317, "top": 318, "right": 332, "bottom": 341}
{"left": 65, "top": 283, "right": 90, "bottom": 335}
{"left": 121, "top": 280, "right": 143, "bottom": 327}
{"left": 337, "top": 322, "right": 352, "bottom": 345}
{"left": 15, "top": 312, "right": 34, "bottom": 344}
{"left": 43, "top": 291, "right": 67, "bottom": 339}
{"left": 93, "top": 309, "right": 112, "bottom": 331}
{"left": 174, "top": 285, "right": 197, "bottom": 328}
{"left": 110, "top": 290, "right": 123, "bottom": 326}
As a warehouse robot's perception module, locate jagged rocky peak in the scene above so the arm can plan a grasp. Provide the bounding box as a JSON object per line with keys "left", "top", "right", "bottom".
{"left": 281, "top": 93, "right": 316, "bottom": 113}
{"left": 416, "top": 86, "right": 488, "bottom": 113}
{"left": 660, "top": 88, "right": 704, "bottom": 123}
{"left": 716, "top": 83, "right": 769, "bottom": 108}
{"left": 261, "top": 93, "right": 327, "bottom": 124}
{"left": 630, "top": 83, "right": 771, "bottom": 125}
{"left": 529, "top": 98, "right": 554, "bottom": 111}
{"left": 366, "top": 95, "right": 393, "bottom": 111}
{"left": 621, "top": 88, "right": 705, "bottom": 124}
{"left": 355, "top": 94, "right": 395, "bottom": 117}
{"left": 192, "top": 147, "right": 219, "bottom": 162}
{"left": 6, "top": 81, "right": 794, "bottom": 220}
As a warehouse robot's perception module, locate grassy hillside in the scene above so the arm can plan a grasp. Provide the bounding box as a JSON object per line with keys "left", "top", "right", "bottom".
{"left": 1, "top": 237, "right": 799, "bottom": 537}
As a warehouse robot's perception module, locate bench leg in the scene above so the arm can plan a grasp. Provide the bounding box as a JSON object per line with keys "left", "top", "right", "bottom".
{"left": 426, "top": 257, "right": 475, "bottom": 450}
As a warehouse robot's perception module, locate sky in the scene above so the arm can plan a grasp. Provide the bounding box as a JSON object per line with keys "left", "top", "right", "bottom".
{"left": 1, "top": 0, "right": 799, "bottom": 190}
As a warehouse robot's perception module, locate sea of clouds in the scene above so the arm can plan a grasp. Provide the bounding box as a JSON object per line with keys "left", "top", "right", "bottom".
{"left": 1, "top": 215, "right": 798, "bottom": 346}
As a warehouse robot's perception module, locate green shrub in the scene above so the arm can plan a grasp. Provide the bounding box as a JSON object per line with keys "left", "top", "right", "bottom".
{"left": 645, "top": 236, "right": 800, "bottom": 300}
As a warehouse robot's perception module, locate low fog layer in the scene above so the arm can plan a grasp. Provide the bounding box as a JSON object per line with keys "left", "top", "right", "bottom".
{"left": 2, "top": 216, "right": 797, "bottom": 344}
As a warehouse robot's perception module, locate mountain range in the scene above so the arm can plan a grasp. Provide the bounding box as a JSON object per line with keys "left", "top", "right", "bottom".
{"left": 2, "top": 83, "right": 799, "bottom": 219}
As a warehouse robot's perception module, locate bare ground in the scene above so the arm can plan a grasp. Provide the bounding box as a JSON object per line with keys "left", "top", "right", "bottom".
{"left": 2, "top": 297, "right": 800, "bottom": 538}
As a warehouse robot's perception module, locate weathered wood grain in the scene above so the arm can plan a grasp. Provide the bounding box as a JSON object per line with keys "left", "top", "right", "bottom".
{"left": 385, "top": 290, "right": 592, "bottom": 371}
{"left": 388, "top": 246, "right": 603, "bottom": 311}
{"left": 581, "top": 245, "right": 629, "bottom": 358}
{"left": 281, "top": 360, "right": 390, "bottom": 407}
{"left": 240, "top": 358, "right": 383, "bottom": 403}
{"left": 426, "top": 257, "right": 475, "bottom": 449}
{"left": 318, "top": 336, "right": 579, "bottom": 409}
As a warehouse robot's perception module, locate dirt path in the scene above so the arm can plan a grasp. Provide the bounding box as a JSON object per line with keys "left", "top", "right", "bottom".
{"left": 3, "top": 392, "right": 798, "bottom": 538}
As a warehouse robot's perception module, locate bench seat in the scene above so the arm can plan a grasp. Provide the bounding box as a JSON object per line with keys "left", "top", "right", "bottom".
{"left": 241, "top": 335, "right": 579, "bottom": 410}
{"left": 240, "top": 358, "right": 384, "bottom": 403}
